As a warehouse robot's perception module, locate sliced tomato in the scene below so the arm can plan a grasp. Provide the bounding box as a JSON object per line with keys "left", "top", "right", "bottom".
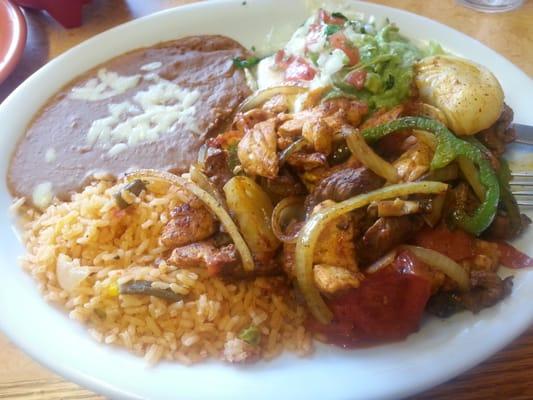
{"left": 274, "top": 50, "right": 293, "bottom": 69}
{"left": 318, "top": 9, "right": 345, "bottom": 25}
{"left": 309, "top": 263, "right": 431, "bottom": 348}
{"left": 285, "top": 57, "right": 316, "bottom": 81}
{"left": 497, "top": 241, "right": 533, "bottom": 268}
{"left": 345, "top": 70, "right": 367, "bottom": 90}
{"left": 329, "top": 32, "right": 360, "bottom": 66}
{"left": 413, "top": 224, "right": 475, "bottom": 262}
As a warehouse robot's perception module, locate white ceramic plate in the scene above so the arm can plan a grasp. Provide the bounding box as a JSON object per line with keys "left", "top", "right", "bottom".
{"left": 1, "top": 1, "right": 532, "bottom": 399}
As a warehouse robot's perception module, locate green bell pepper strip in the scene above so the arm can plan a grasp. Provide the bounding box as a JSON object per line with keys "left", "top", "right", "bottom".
{"left": 359, "top": 116, "right": 500, "bottom": 235}
{"left": 465, "top": 137, "right": 522, "bottom": 236}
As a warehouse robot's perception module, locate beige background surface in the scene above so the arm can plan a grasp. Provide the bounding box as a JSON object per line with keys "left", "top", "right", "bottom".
{"left": 1, "top": 0, "right": 533, "bottom": 398}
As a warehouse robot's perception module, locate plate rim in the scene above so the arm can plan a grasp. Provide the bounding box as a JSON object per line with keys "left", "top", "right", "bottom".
{"left": 1, "top": 1, "right": 532, "bottom": 399}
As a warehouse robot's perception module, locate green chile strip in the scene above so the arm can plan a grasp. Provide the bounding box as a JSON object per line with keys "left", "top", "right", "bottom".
{"left": 359, "top": 116, "right": 500, "bottom": 235}
{"left": 114, "top": 179, "right": 146, "bottom": 209}
{"left": 120, "top": 280, "right": 183, "bottom": 302}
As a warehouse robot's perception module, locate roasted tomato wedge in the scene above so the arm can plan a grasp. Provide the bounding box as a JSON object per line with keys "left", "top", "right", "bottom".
{"left": 309, "top": 254, "right": 431, "bottom": 348}
{"left": 413, "top": 224, "right": 475, "bottom": 262}
{"left": 497, "top": 241, "right": 533, "bottom": 268}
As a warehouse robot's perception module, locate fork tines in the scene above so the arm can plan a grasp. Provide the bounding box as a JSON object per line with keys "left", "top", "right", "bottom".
{"left": 511, "top": 171, "right": 533, "bottom": 207}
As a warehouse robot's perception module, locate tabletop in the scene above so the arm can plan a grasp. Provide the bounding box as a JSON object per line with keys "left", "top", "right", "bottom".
{"left": 1, "top": 0, "right": 533, "bottom": 399}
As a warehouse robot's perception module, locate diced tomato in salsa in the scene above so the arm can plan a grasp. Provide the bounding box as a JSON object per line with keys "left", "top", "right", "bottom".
{"left": 329, "top": 32, "right": 360, "bottom": 66}
{"left": 285, "top": 58, "right": 316, "bottom": 81}
{"left": 413, "top": 225, "right": 476, "bottom": 262}
{"left": 497, "top": 241, "right": 533, "bottom": 269}
{"left": 274, "top": 49, "right": 291, "bottom": 68}
{"left": 318, "top": 9, "right": 346, "bottom": 26}
{"left": 345, "top": 70, "right": 367, "bottom": 90}
{"left": 274, "top": 50, "right": 316, "bottom": 81}
{"left": 305, "top": 23, "right": 323, "bottom": 51}
{"left": 308, "top": 254, "right": 431, "bottom": 348}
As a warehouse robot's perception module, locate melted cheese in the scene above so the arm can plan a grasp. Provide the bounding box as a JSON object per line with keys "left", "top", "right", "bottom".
{"left": 140, "top": 62, "right": 163, "bottom": 71}
{"left": 70, "top": 68, "right": 141, "bottom": 101}
{"left": 86, "top": 79, "right": 200, "bottom": 154}
{"left": 45, "top": 147, "right": 56, "bottom": 163}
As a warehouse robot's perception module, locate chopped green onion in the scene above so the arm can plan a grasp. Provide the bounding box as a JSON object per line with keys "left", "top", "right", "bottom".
{"left": 331, "top": 12, "right": 348, "bottom": 20}
{"left": 238, "top": 325, "right": 261, "bottom": 346}
{"left": 233, "top": 56, "right": 261, "bottom": 69}
{"left": 120, "top": 280, "right": 183, "bottom": 302}
{"left": 325, "top": 24, "right": 342, "bottom": 36}
{"left": 114, "top": 179, "right": 146, "bottom": 209}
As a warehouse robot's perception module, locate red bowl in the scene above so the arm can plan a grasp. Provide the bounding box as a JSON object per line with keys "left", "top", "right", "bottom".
{"left": 0, "top": 0, "right": 27, "bottom": 84}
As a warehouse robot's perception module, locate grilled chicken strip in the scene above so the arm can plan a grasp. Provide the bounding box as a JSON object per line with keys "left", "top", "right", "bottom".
{"left": 161, "top": 198, "right": 218, "bottom": 248}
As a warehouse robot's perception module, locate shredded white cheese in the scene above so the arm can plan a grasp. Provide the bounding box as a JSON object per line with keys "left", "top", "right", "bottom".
{"left": 322, "top": 48, "right": 348, "bottom": 76}
{"left": 108, "top": 143, "right": 129, "bottom": 157}
{"left": 69, "top": 68, "right": 141, "bottom": 101}
{"left": 44, "top": 147, "right": 56, "bottom": 163}
{"left": 32, "top": 182, "right": 53, "bottom": 210}
{"left": 140, "top": 62, "right": 163, "bottom": 71}
{"left": 86, "top": 78, "right": 200, "bottom": 154}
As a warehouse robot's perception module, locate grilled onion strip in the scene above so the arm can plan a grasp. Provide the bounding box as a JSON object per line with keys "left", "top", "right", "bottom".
{"left": 401, "top": 245, "right": 470, "bottom": 291}
{"left": 295, "top": 181, "right": 449, "bottom": 324}
{"left": 124, "top": 169, "right": 255, "bottom": 272}
{"left": 343, "top": 126, "right": 400, "bottom": 183}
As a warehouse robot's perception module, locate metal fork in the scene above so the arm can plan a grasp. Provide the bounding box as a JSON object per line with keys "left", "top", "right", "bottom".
{"left": 510, "top": 123, "right": 533, "bottom": 208}
{"left": 511, "top": 171, "right": 533, "bottom": 208}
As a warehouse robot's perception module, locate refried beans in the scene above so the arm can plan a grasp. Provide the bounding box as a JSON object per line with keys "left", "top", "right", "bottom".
{"left": 7, "top": 35, "right": 251, "bottom": 204}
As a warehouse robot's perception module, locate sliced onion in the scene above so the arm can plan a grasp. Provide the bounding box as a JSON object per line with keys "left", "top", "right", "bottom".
{"left": 343, "top": 126, "right": 400, "bottom": 183}
{"left": 56, "top": 254, "right": 90, "bottom": 292}
{"left": 423, "top": 163, "right": 459, "bottom": 182}
{"left": 189, "top": 164, "right": 228, "bottom": 209}
{"left": 271, "top": 196, "right": 305, "bottom": 243}
{"left": 401, "top": 245, "right": 469, "bottom": 291}
{"left": 412, "top": 130, "right": 438, "bottom": 150}
{"left": 295, "top": 181, "right": 449, "bottom": 324}
{"left": 423, "top": 192, "right": 446, "bottom": 228}
{"left": 125, "top": 169, "right": 255, "bottom": 272}
{"left": 301, "top": 85, "right": 332, "bottom": 110}
{"left": 376, "top": 199, "right": 421, "bottom": 217}
{"left": 457, "top": 155, "right": 485, "bottom": 201}
{"left": 238, "top": 85, "right": 308, "bottom": 113}
{"left": 409, "top": 102, "right": 448, "bottom": 126}
{"left": 279, "top": 137, "right": 308, "bottom": 165}
{"left": 366, "top": 249, "right": 398, "bottom": 274}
